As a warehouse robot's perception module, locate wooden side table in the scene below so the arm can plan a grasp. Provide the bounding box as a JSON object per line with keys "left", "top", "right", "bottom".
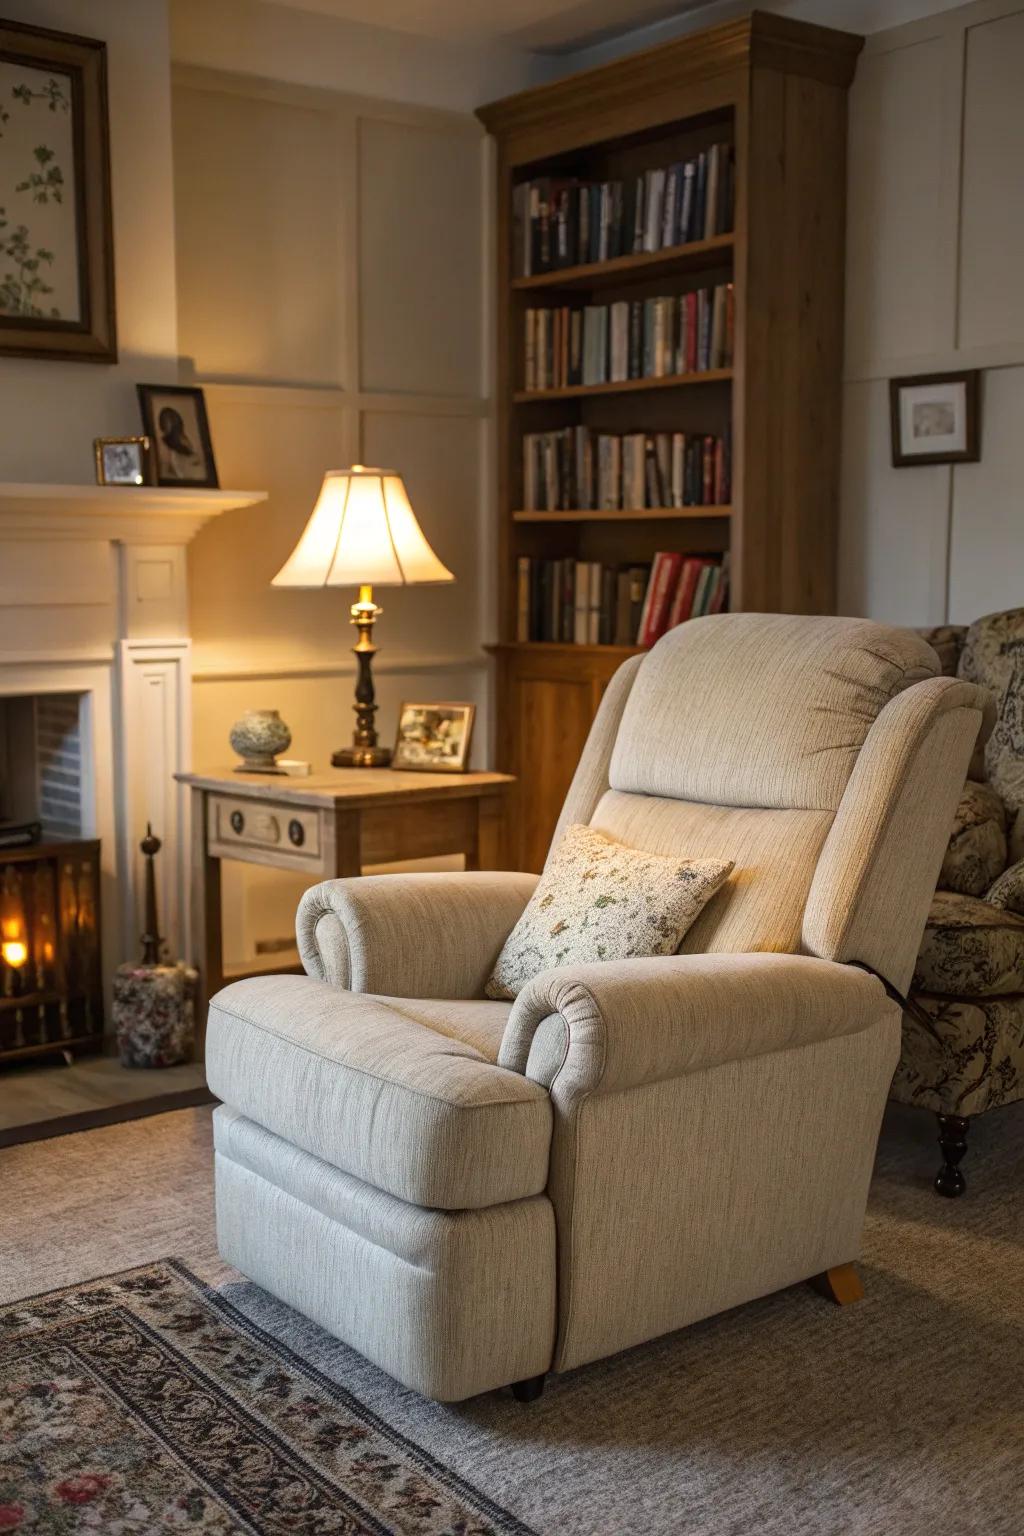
{"left": 175, "top": 767, "right": 514, "bottom": 1033}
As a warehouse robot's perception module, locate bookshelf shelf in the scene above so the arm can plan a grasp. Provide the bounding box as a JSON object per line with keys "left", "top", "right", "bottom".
{"left": 514, "top": 369, "right": 732, "bottom": 403}
{"left": 513, "top": 506, "right": 732, "bottom": 523}
{"left": 478, "top": 11, "right": 862, "bottom": 871}
{"left": 510, "top": 234, "right": 734, "bottom": 293}
{"left": 490, "top": 641, "right": 641, "bottom": 659}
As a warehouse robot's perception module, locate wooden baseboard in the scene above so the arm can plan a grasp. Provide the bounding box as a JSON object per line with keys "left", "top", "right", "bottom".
{"left": 0, "top": 1086, "right": 217, "bottom": 1149}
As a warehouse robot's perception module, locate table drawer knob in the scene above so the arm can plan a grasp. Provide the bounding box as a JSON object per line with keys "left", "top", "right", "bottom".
{"left": 288, "top": 818, "right": 305, "bottom": 847}
{"left": 230, "top": 810, "right": 244, "bottom": 834}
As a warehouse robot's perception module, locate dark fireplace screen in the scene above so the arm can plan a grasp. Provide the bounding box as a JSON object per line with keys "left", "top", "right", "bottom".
{"left": 0, "top": 840, "right": 103, "bottom": 1064}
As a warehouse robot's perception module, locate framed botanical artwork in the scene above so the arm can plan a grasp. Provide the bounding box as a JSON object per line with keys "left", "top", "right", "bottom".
{"left": 392, "top": 702, "right": 476, "bottom": 773}
{"left": 890, "top": 371, "right": 980, "bottom": 467}
{"left": 0, "top": 20, "right": 116, "bottom": 363}
{"left": 137, "top": 384, "right": 219, "bottom": 488}
{"left": 94, "top": 436, "right": 151, "bottom": 486}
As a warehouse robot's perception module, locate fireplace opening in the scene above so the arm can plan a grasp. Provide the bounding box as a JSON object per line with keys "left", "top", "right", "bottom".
{"left": 1, "top": 694, "right": 101, "bottom": 1065}
{"left": 1, "top": 692, "right": 83, "bottom": 843}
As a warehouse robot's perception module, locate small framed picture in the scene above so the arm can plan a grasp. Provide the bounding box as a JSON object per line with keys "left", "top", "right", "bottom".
{"left": 392, "top": 702, "right": 476, "bottom": 773}
{"left": 890, "top": 371, "right": 979, "bottom": 467}
{"left": 137, "top": 384, "right": 219, "bottom": 487}
{"left": 94, "top": 436, "right": 151, "bottom": 486}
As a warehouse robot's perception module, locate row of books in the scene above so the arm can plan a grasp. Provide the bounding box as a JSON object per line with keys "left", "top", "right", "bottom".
{"left": 516, "top": 552, "right": 729, "bottom": 647}
{"left": 523, "top": 285, "right": 733, "bottom": 392}
{"left": 522, "top": 427, "right": 731, "bottom": 511}
{"left": 512, "top": 143, "right": 734, "bottom": 277}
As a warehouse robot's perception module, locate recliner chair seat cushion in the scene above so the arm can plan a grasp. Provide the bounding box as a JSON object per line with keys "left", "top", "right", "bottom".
{"left": 205, "top": 976, "right": 550, "bottom": 1210}
{"left": 913, "top": 890, "right": 1024, "bottom": 997}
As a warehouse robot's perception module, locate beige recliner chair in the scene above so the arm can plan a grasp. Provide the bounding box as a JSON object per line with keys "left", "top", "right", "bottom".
{"left": 206, "top": 615, "right": 989, "bottom": 1403}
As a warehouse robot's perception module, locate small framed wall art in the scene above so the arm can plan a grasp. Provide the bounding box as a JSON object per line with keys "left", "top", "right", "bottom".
{"left": 392, "top": 702, "right": 476, "bottom": 773}
{"left": 0, "top": 19, "right": 117, "bottom": 363}
{"left": 137, "top": 384, "right": 219, "bottom": 487}
{"left": 94, "top": 435, "right": 151, "bottom": 486}
{"left": 889, "top": 371, "right": 980, "bottom": 467}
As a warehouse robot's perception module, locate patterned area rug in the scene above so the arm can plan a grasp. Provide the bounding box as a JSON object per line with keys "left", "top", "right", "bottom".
{"left": 0, "top": 1259, "right": 530, "bottom": 1535}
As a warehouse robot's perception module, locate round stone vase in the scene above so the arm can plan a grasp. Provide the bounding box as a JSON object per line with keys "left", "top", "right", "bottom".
{"left": 229, "top": 708, "right": 291, "bottom": 772}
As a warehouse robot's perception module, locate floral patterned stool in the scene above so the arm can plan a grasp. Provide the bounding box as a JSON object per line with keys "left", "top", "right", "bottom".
{"left": 113, "top": 961, "right": 198, "bottom": 1068}
{"left": 893, "top": 610, "right": 1024, "bottom": 1195}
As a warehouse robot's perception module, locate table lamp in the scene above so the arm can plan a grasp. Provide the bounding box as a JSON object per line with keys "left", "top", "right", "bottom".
{"left": 272, "top": 466, "right": 455, "bottom": 767}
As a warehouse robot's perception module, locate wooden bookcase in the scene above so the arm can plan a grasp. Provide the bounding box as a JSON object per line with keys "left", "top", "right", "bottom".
{"left": 478, "top": 12, "right": 863, "bottom": 872}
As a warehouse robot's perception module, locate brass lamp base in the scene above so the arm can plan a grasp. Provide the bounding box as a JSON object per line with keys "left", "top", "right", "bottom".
{"left": 332, "top": 744, "right": 392, "bottom": 768}
{"left": 334, "top": 583, "right": 391, "bottom": 769}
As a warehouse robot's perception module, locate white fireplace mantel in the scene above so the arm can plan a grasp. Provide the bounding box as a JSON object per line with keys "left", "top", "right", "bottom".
{"left": 0, "top": 482, "right": 267, "bottom": 543}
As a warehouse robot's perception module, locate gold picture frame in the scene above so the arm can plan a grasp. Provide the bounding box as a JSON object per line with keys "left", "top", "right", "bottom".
{"left": 392, "top": 701, "right": 476, "bottom": 774}
{"left": 94, "top": 436, "right": 151, "bottom": 486}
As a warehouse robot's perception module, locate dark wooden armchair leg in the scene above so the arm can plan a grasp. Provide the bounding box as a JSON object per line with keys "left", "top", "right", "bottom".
{"left": 935, "top": 1113, "right": 970, "bottom": 1197}
{"left": 510, "top": 1374, "right": 547, "bottom": 1403}
{"left": 811, "top": 1263, "right": 864, "bottom": 1305}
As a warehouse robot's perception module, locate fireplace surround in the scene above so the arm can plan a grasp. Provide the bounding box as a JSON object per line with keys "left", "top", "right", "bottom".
{"left": 0, "top": 483, "right": 267, "bottom": 1032}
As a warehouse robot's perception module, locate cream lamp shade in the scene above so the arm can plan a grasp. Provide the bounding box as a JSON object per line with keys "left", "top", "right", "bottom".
{"left": 271, "top": 466, "right": 455, "bottom": 769}
{"left": 272, "top": 467, "right": 454, "bottom": 589}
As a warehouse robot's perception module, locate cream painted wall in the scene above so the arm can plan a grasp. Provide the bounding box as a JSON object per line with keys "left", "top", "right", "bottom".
{"left": 0, "top": 0, "right": 179, "bottom": 481}
{"left": 170, "top": 53, "right": 495, "bottom": 965}
{"left": 838, "top": 0, "right": 1024, "bottom": 625}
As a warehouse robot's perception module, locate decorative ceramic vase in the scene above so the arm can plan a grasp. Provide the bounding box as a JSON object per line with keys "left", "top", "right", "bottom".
{"left": 229, "top": 708, "right": 292, "bottom": 771}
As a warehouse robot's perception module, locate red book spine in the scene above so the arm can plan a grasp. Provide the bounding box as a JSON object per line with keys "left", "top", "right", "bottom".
{"left": 639, "top": 552, "right": 684, "bottom": 647}
{"left": 713, "top": 437, "right": 725, "bottom": 505}
{"left": 702, "top": 435, "right": 715, "bottom": 505}
{"left": 666, "top": 557, "right": 704, "bottom": 629}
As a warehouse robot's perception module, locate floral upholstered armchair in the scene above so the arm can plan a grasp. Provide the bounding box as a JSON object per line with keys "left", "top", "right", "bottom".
{"left": 893, "top": 609, "right": 1024, "bottom": 1195}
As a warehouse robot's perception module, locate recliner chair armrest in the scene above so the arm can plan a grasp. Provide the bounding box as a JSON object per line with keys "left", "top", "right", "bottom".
{"left": 296, "top": 870, "right": 539, "bottom": 998}
{"left": 498, "top": 952, "right": 897, "bottom": 1100}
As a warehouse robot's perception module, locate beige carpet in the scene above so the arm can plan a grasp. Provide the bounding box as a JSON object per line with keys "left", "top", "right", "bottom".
{"left": 3, "top": 1099, "right": 1022, "bottom": 1534}
{"left": 0, "top": 1105, "right": 235, "bottom": 1299}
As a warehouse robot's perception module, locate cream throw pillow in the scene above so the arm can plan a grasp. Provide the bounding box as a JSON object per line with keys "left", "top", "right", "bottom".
{"left": 485, "top": 824, "right": 733, "bottom": 1000}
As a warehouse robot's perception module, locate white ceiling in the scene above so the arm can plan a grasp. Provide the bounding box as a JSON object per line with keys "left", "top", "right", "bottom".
{"left": 256, "top": 0, "right": 711, "bottom": 52}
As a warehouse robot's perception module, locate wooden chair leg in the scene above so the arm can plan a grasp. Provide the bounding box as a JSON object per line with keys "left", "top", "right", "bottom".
{"left": 935, "top": 1113, "right": 970, "bottom": 1198}
{"left": 811, "top": 1262, "right": 864, "bottom": 1306}
{"left": 510, "top": 1373, "right": 546, "bottom": 1403}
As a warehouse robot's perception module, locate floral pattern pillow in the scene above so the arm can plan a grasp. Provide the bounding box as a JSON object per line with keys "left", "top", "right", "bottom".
{"left": 485, "top": 824, "right": 733, "bottom": 1000}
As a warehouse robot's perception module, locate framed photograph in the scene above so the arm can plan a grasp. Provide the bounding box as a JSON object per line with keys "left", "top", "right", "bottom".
{"left": 890, "top": 371, "right": 980, "bottom": 467}
{"left": 94, "top": 436, "right": 150, "bottom": 486}
{"left": 0, "top": 20, "right": 116, "bottom": 363}
{"left": 392, "top": 702, "right": 476, "bottom": 774}
{"left": 137, "top": 384, "right": 219, "bottom": 488}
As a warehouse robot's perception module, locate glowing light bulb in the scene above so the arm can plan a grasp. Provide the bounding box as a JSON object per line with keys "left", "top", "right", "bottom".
{"left": 2, "top": 939, "right": 28, "bottom": 968}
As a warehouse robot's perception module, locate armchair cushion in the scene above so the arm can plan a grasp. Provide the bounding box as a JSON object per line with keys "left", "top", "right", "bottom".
{"left": 938, "top": 780, "right": 1006, "bottom": 896}
{"left": 892, "top": 992, "right": 1024, "bottom": 1116}
{"left": 986, "top": 857, "right": 1024, "bottom": 916}
{"left": 498, "top": 951, "right": 894, "bottom": 1101}
{"left": 206, "top": 974, "right": 550, "bottom": 1210}
{"left": 913, "top": 890, "right": 1024, "bottom": 997}
{"left": 485, "top": 825, "right": 732, "bottom": 1000}
{"left": 296, "top": 871, "right": 538, "bottom": 998}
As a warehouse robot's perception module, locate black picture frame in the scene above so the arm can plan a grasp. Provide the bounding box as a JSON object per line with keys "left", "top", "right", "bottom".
{"left": 137, "top": 383, "right": 219, "bottom": 489}
{"left": 889, "top": 370, "right": 980, "bottom": 468}
{"left": 0, "top": 19, "right": 116, "bottom": 363}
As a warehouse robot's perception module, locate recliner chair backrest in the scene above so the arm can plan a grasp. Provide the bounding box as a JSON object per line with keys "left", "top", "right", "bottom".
{"left": 550, "top": 613, "right": 990, "bottom": 993}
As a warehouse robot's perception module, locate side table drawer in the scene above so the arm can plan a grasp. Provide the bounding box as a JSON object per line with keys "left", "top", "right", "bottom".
{"left": 208, "top": 795, "right": 321, "bottom": 860}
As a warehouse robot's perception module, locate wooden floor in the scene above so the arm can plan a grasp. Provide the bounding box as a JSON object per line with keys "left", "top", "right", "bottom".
{"left": 0, "top": 1047, "right": 209, "bottom": 1139}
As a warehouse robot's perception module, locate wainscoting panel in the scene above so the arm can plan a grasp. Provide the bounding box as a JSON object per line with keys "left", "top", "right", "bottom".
{"left": 845, "top": 28, "right": 953, "bottom": 379}
{"left": 173, "top": 83, "right": 345, "bottom": 386}
{"left": 959, "top": 9, "right": 1024, "bottom": 351}
{"left": 357, "top": 115, "right": 483, "bottom": 398}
